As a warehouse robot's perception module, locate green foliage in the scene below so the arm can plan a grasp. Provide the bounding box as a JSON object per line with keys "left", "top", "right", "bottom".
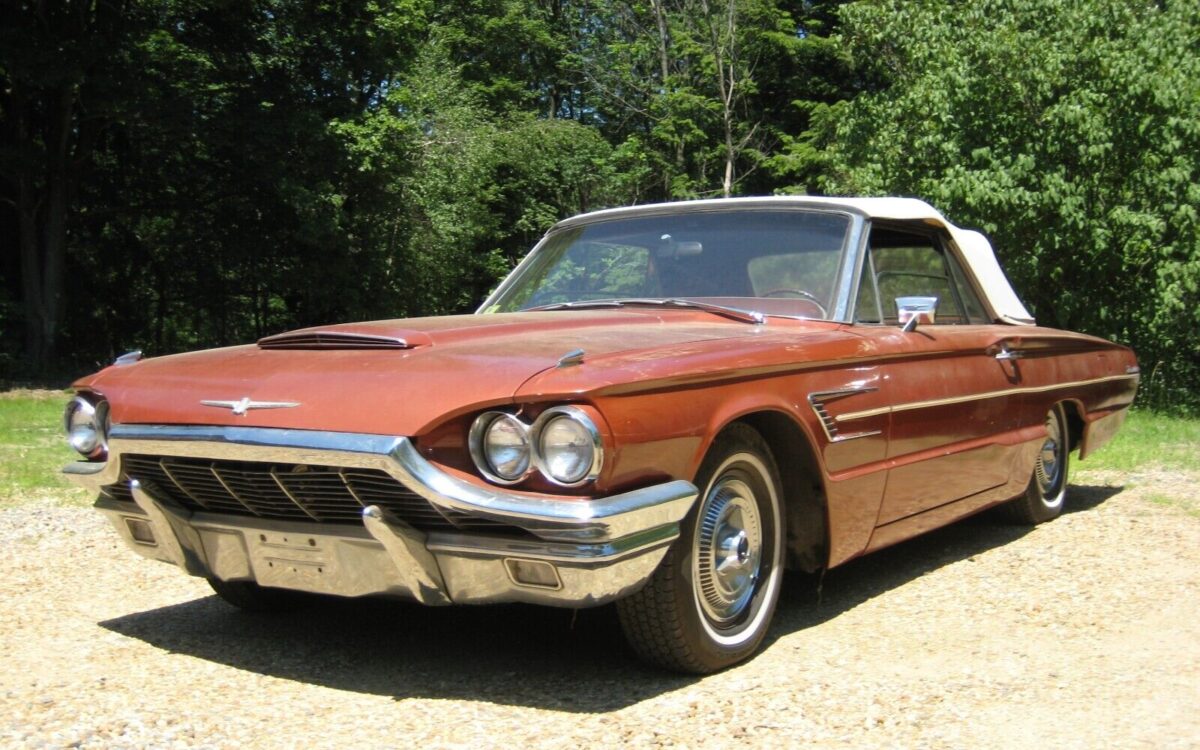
{"left": 567, "top": 0, "right": 851, "bottom": 198}
{"left": 3, "top": 0, "right": 1195, "bottom": 416}
{"left": 809, "top": 0, "right": 1200, "bottom": 412}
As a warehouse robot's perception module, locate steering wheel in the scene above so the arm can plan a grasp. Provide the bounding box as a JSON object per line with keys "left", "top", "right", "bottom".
{"left": 759, "top": 288, "right": 828, "bottom": 318}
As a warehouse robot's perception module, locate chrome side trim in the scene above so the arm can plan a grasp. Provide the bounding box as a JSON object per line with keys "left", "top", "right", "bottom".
{"left": 837, "top": 373, "right": 1140, "bottom": 422}
{"left": 68, "top": 424, "right": 697, "bottom": 545}
{"left": 807, "top": 387, "right": 882, "bottom": 442}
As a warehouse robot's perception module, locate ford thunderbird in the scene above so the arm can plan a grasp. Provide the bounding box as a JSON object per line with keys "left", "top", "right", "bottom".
{"left": 63, "top": 197, "right": 1138, "bottom": 672}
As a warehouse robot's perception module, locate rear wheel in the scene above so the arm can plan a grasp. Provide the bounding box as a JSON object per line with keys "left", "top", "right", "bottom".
{"left": 617, "top": 424, "right": 785, "bottom": 673}
{"left": 1004, "top": 403, "right": 1070, "bottom": 525}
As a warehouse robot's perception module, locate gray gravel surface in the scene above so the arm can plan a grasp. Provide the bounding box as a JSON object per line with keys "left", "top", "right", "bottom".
{"left": 2, "top": 474, "right": 1198, "bottom": 749}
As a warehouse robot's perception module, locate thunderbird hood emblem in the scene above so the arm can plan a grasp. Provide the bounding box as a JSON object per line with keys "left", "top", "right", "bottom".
{"left": 200, "top": 397, "right": 300, "bottom": 416}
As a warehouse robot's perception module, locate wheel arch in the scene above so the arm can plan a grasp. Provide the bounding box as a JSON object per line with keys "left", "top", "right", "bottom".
{"left": 1059, "top": 399, "right": 1086, "bottom": 453}
{"left": 724, "top": 409, "right": 829, "bottom": 574}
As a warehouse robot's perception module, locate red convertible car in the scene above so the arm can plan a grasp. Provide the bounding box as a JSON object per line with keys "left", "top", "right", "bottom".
{"left": 63, "top": 197, "right": 1138, "bottom": 672}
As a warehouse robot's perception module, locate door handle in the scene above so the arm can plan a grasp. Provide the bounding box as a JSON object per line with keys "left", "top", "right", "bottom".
{"left": 994, "top": 347, "right": 1025, "bottom": 361}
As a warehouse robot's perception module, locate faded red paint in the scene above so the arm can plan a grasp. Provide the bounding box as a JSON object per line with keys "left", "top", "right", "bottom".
{"left": 74, "top": 308, "right": 1137, "bottom": 571}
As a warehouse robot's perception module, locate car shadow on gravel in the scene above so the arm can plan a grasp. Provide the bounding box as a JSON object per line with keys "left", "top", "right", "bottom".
{"left": 99, "top": 482, "right": 1122, "bottom": 712}
{"left": 771, "top": 483, "right": 1124, "bottom": 637}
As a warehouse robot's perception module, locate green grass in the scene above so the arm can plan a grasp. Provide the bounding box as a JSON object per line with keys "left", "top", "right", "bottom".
{"left": 0, "top": 390, "right": 92, "bottom": 507}
{"left": 1146, "top": 493, "right": 1200, "bottom": 518}
{"left": 1076, "top": 409, "right": 1200, "bottom": 474}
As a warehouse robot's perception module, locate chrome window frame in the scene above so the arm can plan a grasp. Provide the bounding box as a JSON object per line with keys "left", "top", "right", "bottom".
{"left": 850, "top": 219, "right": 997, "bottom": 328}
{"left": 477, "top": 205, "right": 869, "bottom": 324}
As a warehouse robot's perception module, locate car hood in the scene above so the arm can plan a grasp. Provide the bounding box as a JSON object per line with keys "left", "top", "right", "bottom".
{"left": 81, "top": 311, "right": 793, "bottom": 436}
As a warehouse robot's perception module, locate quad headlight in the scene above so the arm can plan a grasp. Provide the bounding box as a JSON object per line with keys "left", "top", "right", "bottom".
{"left": 64, "top": 395, "right": 110, "bottom": 460}
{"left": 471, "top": 412, "right": 532, "bottom": 483}
{"left": 469, "top": 406, "right": 603, "bottom": 487}
{"left": 536, "top": 408, "right": 602, "bottom": 485}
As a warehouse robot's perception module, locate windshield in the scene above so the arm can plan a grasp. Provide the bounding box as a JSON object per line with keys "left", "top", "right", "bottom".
{"left": 482, "top": 210, "right": 852, "bottom": 320}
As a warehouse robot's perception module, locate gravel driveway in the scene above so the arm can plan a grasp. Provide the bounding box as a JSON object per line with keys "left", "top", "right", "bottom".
{"left": 2, "top": 472, "right": 1198, "bottom": 749}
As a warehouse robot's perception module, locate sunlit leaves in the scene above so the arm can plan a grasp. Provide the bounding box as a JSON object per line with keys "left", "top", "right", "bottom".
{"left": 814, "top": 0, "right": 1200, "bottom": 411}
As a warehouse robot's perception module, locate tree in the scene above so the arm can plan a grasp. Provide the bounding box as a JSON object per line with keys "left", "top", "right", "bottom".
{"left": 572, "top": 0, "right": 849, "bottom": 200}
{"left": 810, "top": 0, "right": 1200, "bottom": 411}
{"left": 0, "top": 0, "right": 143, "bottom": 366}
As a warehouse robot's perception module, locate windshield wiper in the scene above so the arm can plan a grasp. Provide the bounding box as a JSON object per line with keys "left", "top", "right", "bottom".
{"left": 526, "top": 298, "right": 765, "bottom": 325}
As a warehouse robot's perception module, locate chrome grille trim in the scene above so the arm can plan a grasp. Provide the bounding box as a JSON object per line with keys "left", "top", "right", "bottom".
{"left": 158, "top": 458, "right": 212, "bottom": 511}
{"left": 110, "top": 454, "right": 513, "bottom": 533}
{"left": 73, "top": 424, "right": 698, "bottom": 544}
{"left": 207, "top": 464, "right": 263, "bottom": 517}
{"left": 268, "top": 467, "right": 322, "bottom": 522}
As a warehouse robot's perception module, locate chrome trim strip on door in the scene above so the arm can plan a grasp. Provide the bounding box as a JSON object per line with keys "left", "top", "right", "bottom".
{"left": 836, "top": 373, "right": 1139, "bottom": 423}
{"left": 807, "top": 386, "right": 882, "bottom": 442}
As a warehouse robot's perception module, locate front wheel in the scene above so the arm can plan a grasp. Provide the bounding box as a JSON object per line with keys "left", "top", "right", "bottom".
{"left": 1004, "top": 403, "right": 1070, "bottom": 525}
{"left": 617, "top": 424, "right": 785, "bottom": 673}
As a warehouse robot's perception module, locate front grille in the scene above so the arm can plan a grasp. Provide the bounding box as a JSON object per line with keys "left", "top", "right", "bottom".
{"left": 104, "top": 454, "right": 520, "bottom": 534}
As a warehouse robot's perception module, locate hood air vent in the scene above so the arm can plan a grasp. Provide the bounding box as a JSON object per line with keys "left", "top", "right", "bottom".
{"left": 258, "top": 331, "right": 416, "bottom": 350}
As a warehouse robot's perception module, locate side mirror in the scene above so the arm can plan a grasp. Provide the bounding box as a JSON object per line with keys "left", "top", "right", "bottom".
{"left": 897, "top": 296, "right": 939, "bottom": 332}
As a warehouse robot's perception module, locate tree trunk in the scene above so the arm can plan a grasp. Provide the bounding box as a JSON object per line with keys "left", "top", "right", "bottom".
{"left": 40, "top": 85, "right": 76, "bottom": 362}
{"left": 5, "top": 0, "right": 118, "bottom": 370}
{"left": 12, "top": 79, "right": 72, "bottom": 368}
{"left": 12, "top": 82, "right": 45, "bottom": 365}
{"left": 650, "top": 0, "right": 681, "bottom": 196}
{"left": 699, "top": 0, "right": 738, "bottom": 197}
{"left": 18, "top": 181, "right": 47, "bottom": 365}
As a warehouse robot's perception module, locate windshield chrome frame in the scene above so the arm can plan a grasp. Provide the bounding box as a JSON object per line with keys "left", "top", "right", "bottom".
{"left": 478, "top": 205, "right": 869, "bottom": 324}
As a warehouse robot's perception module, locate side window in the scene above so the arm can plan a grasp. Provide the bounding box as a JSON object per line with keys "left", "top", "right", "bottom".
{"left": 944, "top": 247, "right": 990, "bottom": 323}
{"left": 869, "top": 227, "right": 985, "bottom": 325}
{"left": 854, "top": 250, "right": 882, "bottom": 323}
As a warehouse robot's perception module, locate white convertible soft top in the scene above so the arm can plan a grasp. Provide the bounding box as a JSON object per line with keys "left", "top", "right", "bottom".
{"left": 557, "top": 196, "right": 1036, "bottom": 325}
{"left": 826, "top": 197, "right": 1035, "bottom": 324}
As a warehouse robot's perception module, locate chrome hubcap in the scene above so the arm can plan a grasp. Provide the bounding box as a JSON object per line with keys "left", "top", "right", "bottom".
{"left": 695, "top": 477, "right": 763, "bottom": 624}
{"left": 1036, "top": 413, "right": 1063, "bottom": 495}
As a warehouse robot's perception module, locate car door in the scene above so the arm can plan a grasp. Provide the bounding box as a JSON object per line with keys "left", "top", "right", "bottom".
{"left": 853, "top": 223, "right": 1025, "bottom": 528}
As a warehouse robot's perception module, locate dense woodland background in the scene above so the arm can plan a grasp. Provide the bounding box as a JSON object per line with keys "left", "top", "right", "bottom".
{"left": 2, "top": 0, "right": 1197, "bottom": 411}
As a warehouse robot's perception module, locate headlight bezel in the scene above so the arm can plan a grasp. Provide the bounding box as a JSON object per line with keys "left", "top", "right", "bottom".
{"left": 468, "top": 411, "right": 534, "bottom": 485}
{"left": 468, "top": 405, "right": 604, "bottom": 488}
{"left": 531, "top": 406, "right": 604, "bottom": 487}
{"left": 64, "top": 394, "right": 110, "bottom": 460}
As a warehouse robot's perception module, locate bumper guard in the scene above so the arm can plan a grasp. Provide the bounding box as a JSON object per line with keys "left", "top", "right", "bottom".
{"left": 69, "top": 425, "right": 697, "bottom": 607}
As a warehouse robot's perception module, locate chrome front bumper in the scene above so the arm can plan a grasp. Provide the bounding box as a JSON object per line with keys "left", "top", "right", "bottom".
{"left": 68, "top": 425, "right": 698, "bottom": 607}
